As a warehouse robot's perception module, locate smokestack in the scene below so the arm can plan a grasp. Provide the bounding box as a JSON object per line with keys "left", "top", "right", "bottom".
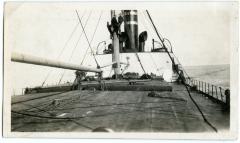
{"left": 139, "top": 31, "right": 148, "bottom": 52}
{"left": 123, "top": 10, "right": 138, "bottom": 52}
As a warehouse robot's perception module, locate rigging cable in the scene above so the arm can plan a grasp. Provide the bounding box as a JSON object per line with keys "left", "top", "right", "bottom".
{"left": 143, "top": 11, "right": 164, "bottom": 41}
{"left": 80, "top": 11, "right": 103, "bottom": 65}
{"left": 75, "top": 10, "right": 100, "bottom": 68}
{"left": 145, "top": 10, "right": 218, "bottom": 132}
{"left": 123, "top": 20, "right": 146, "bottom": 74}
{"left": 139, "top": 10, "right": 156, "bottom": 41}
{"left": 162, "top": 37, "right": 191, "bottom": 79}
{"left": 160, "top": 37, "right": 191, "bottom": 79}
{"left": 41, "top": 11, "right": 86, "bottom": 86}
{"left": 58, "top": 11, "right": 93, "bottom": 84}
{"left": 12, "top": 99, "right": 189, "bottom": 121}
{"left": 135, "top": 53, "right": 146, "bottom": 74}
{"left": 149, "top": 53, "right": 162, "bottom": 75}
{"left": 139, "top": 11, "right": 161, "bottom": 75}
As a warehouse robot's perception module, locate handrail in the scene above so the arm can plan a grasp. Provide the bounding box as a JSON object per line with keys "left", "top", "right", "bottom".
{"left": 185, "top": 78, "right": 229, "bottom": 105}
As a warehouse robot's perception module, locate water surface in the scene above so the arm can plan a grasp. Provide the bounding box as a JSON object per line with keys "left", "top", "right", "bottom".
{"left": 184, "top": 64, "right": 230, "bottom": 88}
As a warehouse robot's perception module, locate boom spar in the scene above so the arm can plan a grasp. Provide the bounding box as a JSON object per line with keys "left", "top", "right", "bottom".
{"left": 11, "top": 52, "right": 102, "bottom": 73}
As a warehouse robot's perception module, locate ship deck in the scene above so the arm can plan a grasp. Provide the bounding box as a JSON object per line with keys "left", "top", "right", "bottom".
{"left": 11, "top": 80, "right": 229, "bottom": 132}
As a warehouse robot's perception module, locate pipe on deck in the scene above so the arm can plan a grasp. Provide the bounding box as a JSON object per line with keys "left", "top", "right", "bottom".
{"left": 11, "top": 52, "right": 102, "bottom": 73}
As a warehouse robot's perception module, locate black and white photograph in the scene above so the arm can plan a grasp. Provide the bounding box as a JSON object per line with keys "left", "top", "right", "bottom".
{"left": 2, "top": 1, "right": 238, "bottom": 139}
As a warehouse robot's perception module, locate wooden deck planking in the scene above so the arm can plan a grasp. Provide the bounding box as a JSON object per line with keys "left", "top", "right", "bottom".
{"left": 11, "top": 81, "right": 229, "bottom": 132}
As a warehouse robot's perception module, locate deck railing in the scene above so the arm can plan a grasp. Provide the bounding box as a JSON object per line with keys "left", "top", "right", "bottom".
{"left": 185, "top": 78, "right": 230, "bottom": 106}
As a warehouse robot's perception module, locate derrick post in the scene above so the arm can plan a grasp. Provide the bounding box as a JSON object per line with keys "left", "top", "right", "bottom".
{"left": 107, "top": 10, "right": 123, "bottom": 79}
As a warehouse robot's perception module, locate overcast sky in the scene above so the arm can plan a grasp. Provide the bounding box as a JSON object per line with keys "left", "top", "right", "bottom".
{"left": 4, "top": 2, "right": 237, "bottom": 95}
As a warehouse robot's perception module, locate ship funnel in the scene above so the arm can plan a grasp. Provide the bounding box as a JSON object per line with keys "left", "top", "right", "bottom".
{"left": 139, "top": 31, "right": 148, "bottom": 52}
{"left": 123, "top": 10, "right": 138, "bottom": 52}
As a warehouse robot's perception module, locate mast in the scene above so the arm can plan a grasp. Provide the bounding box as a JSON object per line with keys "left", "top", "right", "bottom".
{"left": 112, "top": 32, "right": 121, "bottom": 78}
{"left": 111, "top": 10, "right": 121, "bottom": 79}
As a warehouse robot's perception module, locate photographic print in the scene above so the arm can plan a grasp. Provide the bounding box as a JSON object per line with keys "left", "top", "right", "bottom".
{"left": 3, "top": 1, "right": 238, "bottom": 139}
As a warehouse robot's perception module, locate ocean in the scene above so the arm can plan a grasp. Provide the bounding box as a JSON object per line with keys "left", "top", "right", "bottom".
{"left": 184, "top": 64, "right": 230, "bottom": 89}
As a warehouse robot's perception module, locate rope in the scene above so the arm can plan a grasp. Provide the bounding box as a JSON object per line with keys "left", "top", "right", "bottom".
{"left": 149, "top": 53, "right": 162, "bottom": 75}
{"left": 75, "top": 10, "right": 100, "bottom": 68}
{"left": 139, "top": 11, "right": 160, "bottom": 74}
{"left": 81, "top": 11, "right": 103, "bottom": 65}
{"left": 135, "top": 53, "right": 146, "bottom": 74}
{"left": 139, "top": 10, "right": 155, "bottom": 41}
{"left": 162, "top": 37, "right": 191, "bottom": 79}
{"left": 143, "top": 11, "right": 164, "bottom": 41}
{"left": 123, "top": 19, "right": 146, "bottom": 74}
{"left": 58, "top": 11, "right": 92, "bottom": 84}
{"left": 40, "top": 11, "right": 86, "bottom": 86}
{"left": 171, "top": 51, "right": 191, "bottom": 78}
{"left": 146, "top": 10, "right": 218, "bottom": 132}
{"left": 12, "top": 91, "right": 68, "bottom": 105}
{"left": 133, "top": 11, "right": 161, "bottom": 75}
